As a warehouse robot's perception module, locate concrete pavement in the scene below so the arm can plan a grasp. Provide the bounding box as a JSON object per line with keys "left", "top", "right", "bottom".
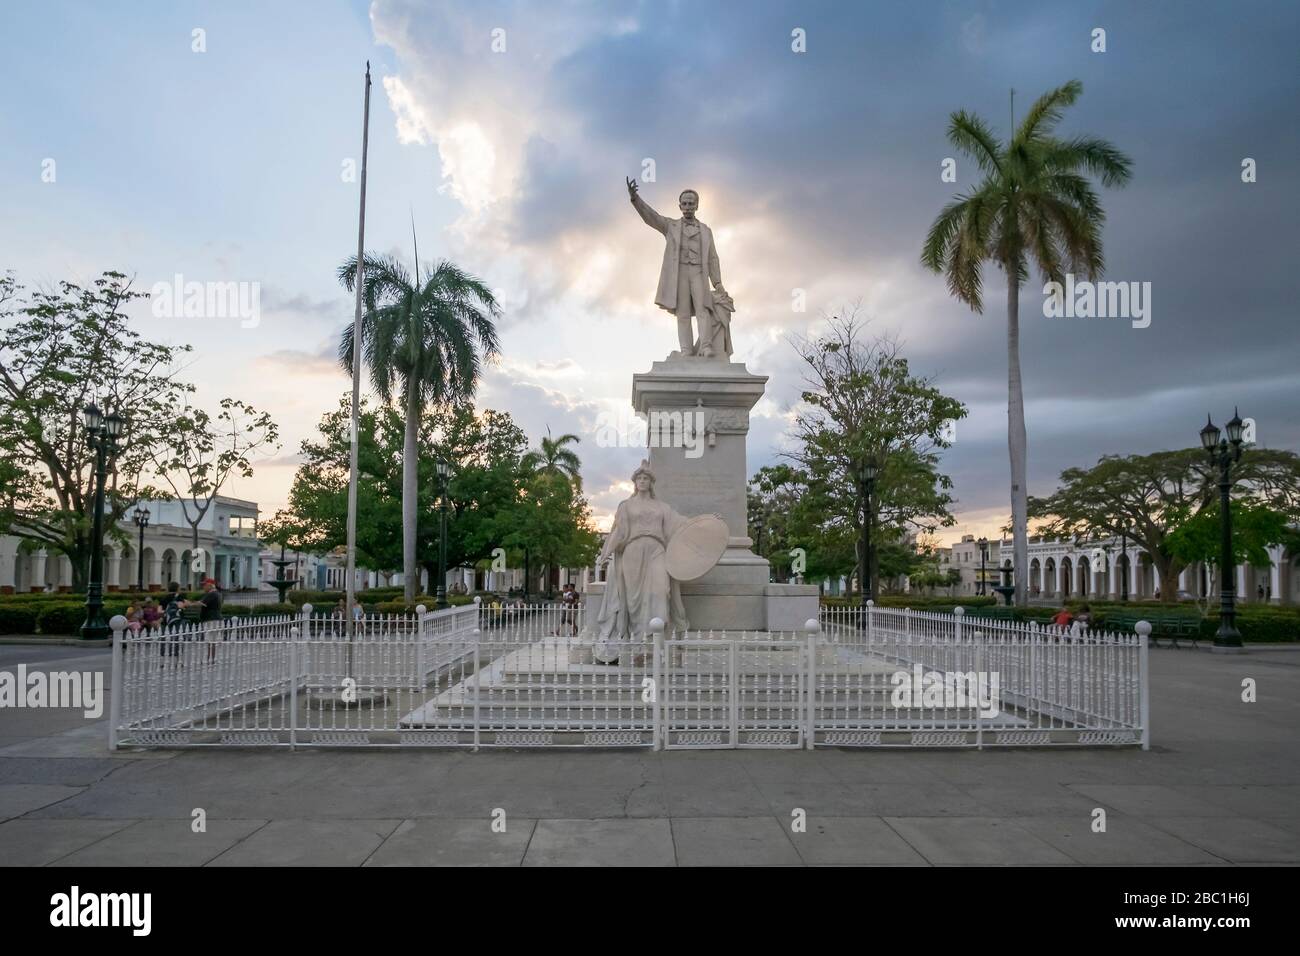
{"left": 1, "top": 642, "right": 1297, "bottom": 865}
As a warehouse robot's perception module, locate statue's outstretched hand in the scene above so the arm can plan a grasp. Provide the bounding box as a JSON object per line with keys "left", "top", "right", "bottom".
{"left": 626, "top": 177, "right": 640, "bottom": 202}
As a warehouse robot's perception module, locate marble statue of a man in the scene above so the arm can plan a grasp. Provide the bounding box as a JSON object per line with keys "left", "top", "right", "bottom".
{"left": 626, "top": 178, "right": 733, "bottom": 359}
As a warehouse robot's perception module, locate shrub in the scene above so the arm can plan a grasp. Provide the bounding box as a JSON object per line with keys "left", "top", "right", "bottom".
{"left": 1202, "top": 606, "right": 1300, "bottom": 642}
{"left": 35, "top": 603, "right": 91, "bottom": 635}
{"left": 0, "top": 606, "right": 39, "bottom": 635}
{"left": 820, "top": 595, "right": 998, "bottom": 609}
{"left": 249, "top": 603, "right": 298, "bottom": 617}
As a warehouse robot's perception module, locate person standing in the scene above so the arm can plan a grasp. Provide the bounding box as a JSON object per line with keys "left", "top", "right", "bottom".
{"left": 560, "top": 581, "right": 580, "bottom": 636}
{"left": 160, "top": 582, "right": 185, "bottom": 664}
{"left": 197, "top": 578, "right": 224, "bottom": 663}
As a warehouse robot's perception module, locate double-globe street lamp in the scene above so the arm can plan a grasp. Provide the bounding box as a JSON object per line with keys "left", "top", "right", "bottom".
{"left": 81, "top": 403, "right": 126, "bottom": 640}
{"left": 132, "top": 506, "right": 151, "bottom": 591}
{"left": 857, "top": 457, "right": 878, "bottom": 607}
{"left": 1200, "top": 409, "right": 1246, "bottom": 653}
{"left": 976, "top": 536, "right": 989, "bottom": 596}
{"left": 435, "top": 460, "right": 451, "bottom": 610}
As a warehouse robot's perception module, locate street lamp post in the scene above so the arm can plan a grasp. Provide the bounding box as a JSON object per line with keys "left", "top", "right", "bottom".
{"left": 977, "top": 536, "right": 988, "bottom": 596}
{"left": 1120, "top": 520, "right": 1130, "bottom": 603}
{"left": 1102, "top": 544, "right": 1112, "bottom": 598}
{"left": 435, "top": 460, "right": 450, "bottom": 610}
{"left": 857, "top": 458, "right": 878, "bottom": 606}
{"left": 81, "top": 404, "right": 126, "bottom": 640}
{"left": 132, "top": 506, "right": 150, "bottom": 591}
{"left": 1200, "top": 411, "right": 1245, "bottom": 652}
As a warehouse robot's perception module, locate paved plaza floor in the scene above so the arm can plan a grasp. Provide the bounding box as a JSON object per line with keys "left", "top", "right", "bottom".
{"left": 1, "top": 642, "right": 1297, "bottom": 866}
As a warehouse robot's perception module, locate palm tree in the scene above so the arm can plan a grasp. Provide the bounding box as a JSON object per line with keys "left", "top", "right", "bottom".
{"left": 338, "top": 254, "right": 501, "bottom": 602}
{"left": 922, "top": 80, "right": 1131, "bottom": 606}
{"left": 521, "top": 427, "right": 583, "bottom": 489}
{"left": 520, "top": 427, "right": 582, "bottom": 596}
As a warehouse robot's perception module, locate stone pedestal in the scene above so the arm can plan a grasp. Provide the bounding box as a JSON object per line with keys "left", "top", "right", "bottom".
{"left": 631, "top": 354, "right": 818, "bottom": 630}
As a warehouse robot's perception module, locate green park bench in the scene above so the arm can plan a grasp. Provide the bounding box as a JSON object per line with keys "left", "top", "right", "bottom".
{"left": 1102, "top": 610, "right": 1201, "bottom": 647}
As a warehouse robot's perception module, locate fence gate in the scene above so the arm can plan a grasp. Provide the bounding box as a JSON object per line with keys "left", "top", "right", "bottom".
{"left": 661, "top": 638, "right": 807, "bottom": 749}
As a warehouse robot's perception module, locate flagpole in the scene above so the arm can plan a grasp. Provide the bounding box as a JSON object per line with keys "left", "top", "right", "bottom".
{"left": 346, "top": 62, "right": 371, "bottom": 650}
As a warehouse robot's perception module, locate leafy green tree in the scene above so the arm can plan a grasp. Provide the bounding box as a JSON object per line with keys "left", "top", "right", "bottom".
{"left": 283, "top": 396, "right": 531, "bottom": 589}
{"left": 1167, "top": 501, "right": 1299, "bottom": 587}
{"left": 504, "top": 471, "right": 600, "bottom": 598}
{"left": 0, "top": 271, "right": 192, "bottom": 589}
{"left": 922, "top": 79, "right": 1133, "bottom": 605}
{"left": 785, "top": 313, "right": 966, "bottom": 600}
{"left": 148, "top": 398, "right": 279, "bottom": 560}
{"left": 338, "top": 255, "right": 501, "bottom": 601}
{"left": 1029, "top": 448, "right": 1300, "bottom": 604}
{"left": 284, "top": 398, "right": 408, "bottom": 572}
{"left": 747, "top": 464, "right": 804, "bottom": 581}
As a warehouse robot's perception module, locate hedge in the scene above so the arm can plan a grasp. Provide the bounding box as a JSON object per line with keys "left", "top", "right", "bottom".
{"left": 820, "top": 595, "right": 998, "bottom": 609}
{"left": 1200, "top": 606, "right": 1300, "bottom": 642}
{"left": 35, "top": 602, "right": 130, "bottom": 635}
{"left": 0, "top": 606, "right": 39, "bottom": 635}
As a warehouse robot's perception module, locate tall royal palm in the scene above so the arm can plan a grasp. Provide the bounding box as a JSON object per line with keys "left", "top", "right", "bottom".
{"left": 520, "top": 427, "right": 582, "bottom": 596}
{"left": 339, "top": 254, "right": 501, "bottom": 601}
{"left": 922, "top": 80, "right": 1131, "bottom": 606}
{"left": 521, "top": 427, "right": 583, "bottom": 490}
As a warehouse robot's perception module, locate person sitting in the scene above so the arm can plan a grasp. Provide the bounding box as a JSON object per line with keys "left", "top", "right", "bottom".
{"left": 1051, "top": 606, "right": 1074, "bottom": 629}
{"left": 141, "top": 598, "right": 162, "bottom": 635}
{"left": 1075, "top": 604, "right": 1092, "bottom": 629}
{"left": 125, "top": 604, "right": 143, "bottom": 634}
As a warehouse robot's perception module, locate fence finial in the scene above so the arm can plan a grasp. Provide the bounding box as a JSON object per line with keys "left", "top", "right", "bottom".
{"left": 648, "top": 617, "right": 665, "bottom": 634}
{"left": 1136, "top": 620, "right": 1152, "bottom": 641}
{"left": 953, "top": 606, "right": 965, "bottom": 617}
{"left": 804, "top": 618, "right": 822, "bottom": 634}
{"left": 109, "top": 615, "right": 127, "bottom": 634}
{"left": 416, "top": 604, "right": 427, "bottom": 615}
{"left": 301, "top": 603, "right": 313, "bottom": 617}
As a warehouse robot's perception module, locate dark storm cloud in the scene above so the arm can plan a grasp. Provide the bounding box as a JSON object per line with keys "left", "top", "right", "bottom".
{"left": 391, "top": 0, "right": 1299, "bottom": 517}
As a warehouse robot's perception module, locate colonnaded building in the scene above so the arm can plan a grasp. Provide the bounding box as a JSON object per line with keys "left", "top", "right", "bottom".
{"left": 936, "top": 533, "right": 1299, "bottom": 605}
{"left": 0, "top": 495, "right": 580, "bottom": 597}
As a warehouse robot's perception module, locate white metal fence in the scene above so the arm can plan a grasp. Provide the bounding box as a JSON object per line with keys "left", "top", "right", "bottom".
{"left": 108, "top": 601, "right": 1148, "bottom": 750}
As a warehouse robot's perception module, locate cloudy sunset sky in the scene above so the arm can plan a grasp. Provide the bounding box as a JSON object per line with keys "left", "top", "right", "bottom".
{"left": 3, "top": 0, "right": 1297, "bottom": 541}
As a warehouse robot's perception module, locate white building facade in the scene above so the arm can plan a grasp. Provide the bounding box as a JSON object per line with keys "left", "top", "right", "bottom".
{"left": 0, "top": 495, "right": 265, "bottom": 593}
{"left": 956, "top": 534, "right": 1299, "bottom": 606}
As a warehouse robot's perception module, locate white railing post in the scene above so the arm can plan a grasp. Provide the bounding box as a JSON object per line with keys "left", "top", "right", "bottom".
{"left": 804, "top": 618, "right": 820, "bottom": 750}
{"left": 300, "top": 603, "right": 313, "bottom": 639}
{"left": 651, "top": 617, "right": 665, "bottom": 750}
{"left": 472, "top": 641, "right": 482, "bottom": 753}
{"left": 1137, "top": 620, "right": 1151, "bottom": 750}
{"left": 416, "top": 604, "right": 428, "bottom": 685}
{"left": 866, "top": 599, "right": 874, "bottom": 642}
{"left": 968, "top": 610, "right": 983, "bottom": 750}
{"left": 108, "top": 615, "right": 126, "bottom": 751}
{"left": 954, "top": 605, "right": 964, "bottom": 642}
{"left": 289, "top": 626, "right": 299, "bottom": 750}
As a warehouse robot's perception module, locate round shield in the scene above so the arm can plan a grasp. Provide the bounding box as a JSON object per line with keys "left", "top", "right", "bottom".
{"left": 665, "top": 514, "right": 729, "bottom": 581}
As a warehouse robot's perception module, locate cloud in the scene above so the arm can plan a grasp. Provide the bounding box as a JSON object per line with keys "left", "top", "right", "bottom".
{"left": 359, "top": 0, "right": 1300, "bottom": 541}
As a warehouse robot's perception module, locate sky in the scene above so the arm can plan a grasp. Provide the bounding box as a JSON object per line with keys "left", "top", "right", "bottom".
{"left": 3, "top": 0, "right": 1297, "bottom": 545}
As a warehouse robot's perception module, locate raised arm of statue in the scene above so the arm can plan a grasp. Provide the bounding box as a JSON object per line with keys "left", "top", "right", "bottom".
{"left": 627, "top": 177, "right": 668, "bottom": 235}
